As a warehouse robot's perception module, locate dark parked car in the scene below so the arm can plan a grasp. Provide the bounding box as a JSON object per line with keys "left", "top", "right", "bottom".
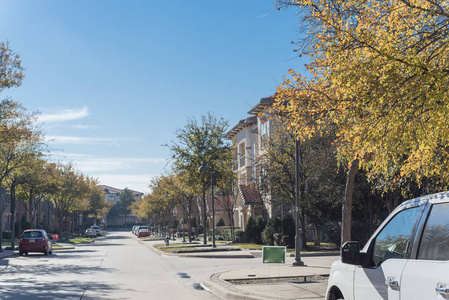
{"left": 19, "top": 229, "right": 52, "bottom": 256}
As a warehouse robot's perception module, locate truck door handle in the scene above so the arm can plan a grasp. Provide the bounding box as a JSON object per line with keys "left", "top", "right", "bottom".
{"left": 436, "top": 284, "right": 449, "bottom": 297}
{"left": 385, "top": 277, "right": 399, "bottom": 290}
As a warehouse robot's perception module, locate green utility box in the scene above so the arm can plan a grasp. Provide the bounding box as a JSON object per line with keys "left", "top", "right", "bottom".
{"left": 262, "top": 246, "right": 286, "bottom": 264}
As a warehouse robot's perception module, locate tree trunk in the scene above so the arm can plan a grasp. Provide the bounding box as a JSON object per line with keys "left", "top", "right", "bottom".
{"left": 341, "top": 158, "right": 359, "bottom": 246}
{"left": 10, "top": 184, "right": 16, "bottom": 248}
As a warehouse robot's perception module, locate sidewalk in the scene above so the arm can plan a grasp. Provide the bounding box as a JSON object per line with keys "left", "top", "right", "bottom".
{"left": 140, "top": 237, "right": 339, "bottom": 300}
{"left": 203, "top": 255, "right": 336, "bottom": 300}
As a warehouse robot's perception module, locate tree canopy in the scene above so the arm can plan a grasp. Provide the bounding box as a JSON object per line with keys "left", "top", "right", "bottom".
{"left": 275, "top": 0, "right": 449, "bottom": 187}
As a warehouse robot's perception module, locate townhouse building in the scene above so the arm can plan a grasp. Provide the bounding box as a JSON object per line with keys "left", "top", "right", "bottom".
{"left": 100, "top": 185, "right": 143, "bottom": 226}
{"left": 225, "top": 97, "right": 276, "bottom": 230}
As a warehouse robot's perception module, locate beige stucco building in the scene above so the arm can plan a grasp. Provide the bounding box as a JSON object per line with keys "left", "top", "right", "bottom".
{"left": 225, "top": 97, "right": 275, "bottom": 229}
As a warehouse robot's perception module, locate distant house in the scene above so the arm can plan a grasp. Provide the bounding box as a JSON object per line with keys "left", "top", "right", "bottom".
{"left": 100, "top": 185, "right": 144, "bottom": 227}
{"left": 100, "top": 185, "right": 143, "bottom": 204}
{"left": 206, "top": 195, "right": 234, "bottom": 228}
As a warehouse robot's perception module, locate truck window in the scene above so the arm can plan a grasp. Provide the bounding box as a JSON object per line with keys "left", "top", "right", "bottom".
{"left": 418, "top": 202, "right": 449, "bottom": 261}
{"left": 372, "top": 206, "right": 420, "bottom": 266}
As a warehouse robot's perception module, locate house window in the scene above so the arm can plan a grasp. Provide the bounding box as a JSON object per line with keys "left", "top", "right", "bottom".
{"left": 108, "top": 196, "right": 115, "bottom": 201}
{"left": 239, "top": 142, "right": 246, "bottom": 168}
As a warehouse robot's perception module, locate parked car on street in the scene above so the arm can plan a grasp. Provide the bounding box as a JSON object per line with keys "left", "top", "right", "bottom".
{"left": 85, "top": 229, "right": 97, "bottom": 238}
{"left": 90, "top": 226, "right": 101, "bottom": 236}
{"left": 19, "top": 229, "right": 53, "bottom": 256}
{"left": 138, "top": 228, "right": 150, "bottom": 237}
{"left": 326, "top": 191, "right": 449, "bottom": 300}
{"left": 132, "top": 225, "right": 139, "bottom": 235}
{"left": 134, "top": 226, "right": 148, "bottom": 236}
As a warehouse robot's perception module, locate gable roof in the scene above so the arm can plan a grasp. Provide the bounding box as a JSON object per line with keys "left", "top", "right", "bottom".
{"left": 239, "top": 184, "right": 263, "bottom": 205}
{"left": 99, "top": 185, "right": 143, "bottom": 198}
{"left": 247, "top": 96, "right": 275, "bottom": 115}
{"left": 225, "top": 116, "right": 257, "bottom": 140}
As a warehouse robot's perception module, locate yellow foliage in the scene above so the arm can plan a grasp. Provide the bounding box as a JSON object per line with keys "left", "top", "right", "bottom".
{"left": 274, "top": 0, "right": 449, "bottom": 187}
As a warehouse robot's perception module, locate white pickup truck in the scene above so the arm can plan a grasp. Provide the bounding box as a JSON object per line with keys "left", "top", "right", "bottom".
{"left": 326, "top": 191, "right": 449, "bottom": 300}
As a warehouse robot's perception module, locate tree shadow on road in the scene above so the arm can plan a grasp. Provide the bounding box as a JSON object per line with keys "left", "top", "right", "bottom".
{"left": 0, "top": 259, "right": 137, "bottom": 299}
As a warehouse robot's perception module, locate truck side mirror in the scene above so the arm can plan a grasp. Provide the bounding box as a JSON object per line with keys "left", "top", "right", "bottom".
{"left": 341, "top": 241, "right": 360, "bottom": 265}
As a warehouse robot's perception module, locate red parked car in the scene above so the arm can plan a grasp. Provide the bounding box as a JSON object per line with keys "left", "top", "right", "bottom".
{"left": 138, "top": 228, "right": 150, "bottom": 237}
{"left": 19, "top": 229, "right": 53, "bottom": 256}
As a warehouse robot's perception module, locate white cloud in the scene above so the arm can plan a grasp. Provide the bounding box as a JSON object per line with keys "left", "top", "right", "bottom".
{"left": 72, "top": 124, "right": 98, "bottom": 130}
{"left": 47, "top": 153, "right": 168, "bottom": 194}
{"left": 57, "top": 153, "right": 167, "bottom": 173}
{"left": 38, "top": 107, "right": 89, "bottom": 123}
{"left": 45, "top": 136, "right": 137, "bottom": 145}
{"left": 256, "top": 13, "right": 270, "bottom": 19}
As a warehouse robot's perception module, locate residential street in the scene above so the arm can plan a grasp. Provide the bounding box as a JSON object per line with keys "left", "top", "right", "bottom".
{"left": 0, "top": 232, "right": 222, "bottom": 299}
{"left": 0, "top": 231, "right": 340, "bottom": 299}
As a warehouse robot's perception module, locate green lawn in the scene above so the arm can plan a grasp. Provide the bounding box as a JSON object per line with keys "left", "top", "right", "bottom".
{"left": 229, "top": 243, "right": 263, "bottom": 250}
{"left": 66, "top": 237, "right": 94, "bottom": 244}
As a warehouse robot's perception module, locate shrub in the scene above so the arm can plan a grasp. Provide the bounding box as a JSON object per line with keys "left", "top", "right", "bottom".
{"left": 322, "top": 221, "right": 341, "bottom": 247}
{"left": 281, "top": 235, "right": 294, "bottom": 248}
{"left": 245, "top": 216, "right": 265, "bottom": 244}
{"left": 263, "top": 215, "right": 281, "bottom": 245}
{"left": 216, "top": 218, "right": 225, "bottom": 227}
{"left": 273, "top": 233, "right": 283, "bottom": 246}
{"left": 263, "top": 226, "right": 275, "bottom": 245}
{"left": 2, "top": 232, "right": 12, "bottom": 240}
{"left": 282, "top": 215, "right": 295, "bottom": 239}
{"left": 236, "top": 230, "right": 247, "bottom": 243}
{"left": 223, "top": 228, "right": 240, "bottom": 242}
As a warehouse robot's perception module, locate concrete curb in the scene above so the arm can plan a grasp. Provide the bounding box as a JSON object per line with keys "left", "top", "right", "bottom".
{"left": 138, "top": 238, "right": 255, "bottom": 259}
{"left": 203, "top": 272, "right": 272, "bottom": 300}
{"left": 53, "top": 246, "right": 76, "bottom": 250}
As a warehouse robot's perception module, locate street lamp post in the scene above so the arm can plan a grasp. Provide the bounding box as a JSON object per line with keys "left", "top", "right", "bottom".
{"left": 199, "top": 162, "right": 216, "bottom": 248}
{"left": 0, "top": 187, "right": 3, "bottom": 252}
{"left": 293, "top": 138, "right": 305, "bottom": 266}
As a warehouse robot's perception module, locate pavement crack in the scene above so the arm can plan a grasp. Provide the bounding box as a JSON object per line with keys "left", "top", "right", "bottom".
{"left": 79, "top": 251, "right": 108, "bottom": 300}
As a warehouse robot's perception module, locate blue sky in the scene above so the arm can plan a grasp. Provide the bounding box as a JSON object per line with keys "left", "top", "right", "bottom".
{"left": 0, "top": 1, "right": 306, "bottom": 193}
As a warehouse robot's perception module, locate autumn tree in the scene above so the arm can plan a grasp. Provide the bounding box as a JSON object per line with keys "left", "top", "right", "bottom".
{"left": 0, "top": 42, "right": 46, "bottom": 248}
{"left": 153, "top": 173, "right": 196, "bottom": 241}
{"left": 170, "top": 112, "right": 230, "bottom": 244}
{"left": 79, "top": 177, "right": 104, "bottom": 230}
{"left": 213, "top": 146, "right": 238, "bottom": 241}
{"left": 259, "top": 117, "right": 343, "bottom": 246}
{"left": 275, "top": 0, "right": 449, "bottom": 244}
{"left": 14, "top": 157, "right": 51, "bottom": 227}
{"left": 46, "top": 163, "right": 90, "bottom": 235}
{"left": 118, "top": 188, "right": 136, "bottom": 227}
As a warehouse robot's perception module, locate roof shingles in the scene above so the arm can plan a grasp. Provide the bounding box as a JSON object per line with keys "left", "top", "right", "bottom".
{"left": 239, "top": 184, "right": 263, "bottom": 205}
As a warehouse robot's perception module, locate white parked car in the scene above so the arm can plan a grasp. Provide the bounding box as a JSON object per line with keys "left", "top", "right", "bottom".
{"left": 326, "top": 191, "right": 449, "bottom": 300}
{"left": 90, "top": 226, "right": 101, "bottom": 236}
{"left": 85, "top": 229, "right": 97, "bottom": 238}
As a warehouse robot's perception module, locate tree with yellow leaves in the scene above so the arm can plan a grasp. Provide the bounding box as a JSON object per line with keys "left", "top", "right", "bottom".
{"left": 275, "top": 0, "right": 449, "bottom": 243}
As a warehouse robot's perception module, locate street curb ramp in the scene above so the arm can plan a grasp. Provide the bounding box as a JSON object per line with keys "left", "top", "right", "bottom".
{"left": 203, "top": 272, "right": 271, "bottom": 300}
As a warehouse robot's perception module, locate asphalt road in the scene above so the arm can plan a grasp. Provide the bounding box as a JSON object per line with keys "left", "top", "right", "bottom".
{"left": 0, "top": 231, "right": 223, "bottom": 299}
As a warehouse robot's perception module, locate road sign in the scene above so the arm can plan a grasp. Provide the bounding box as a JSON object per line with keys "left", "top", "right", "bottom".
{"left": 262, "top": 246, "right": 286, "bottom": 264}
